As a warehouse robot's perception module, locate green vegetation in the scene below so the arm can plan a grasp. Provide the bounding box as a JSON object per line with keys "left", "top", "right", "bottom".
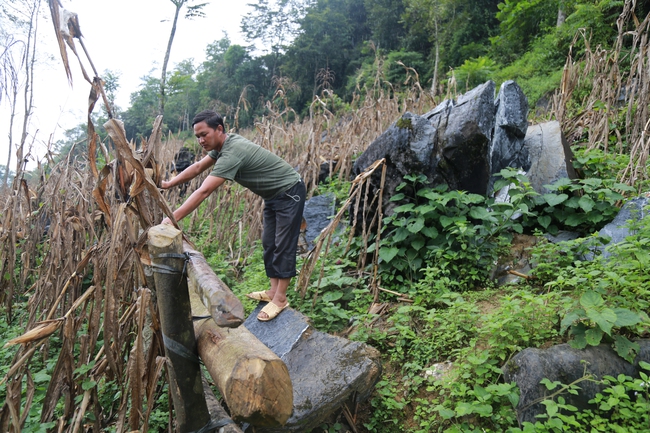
{"left": 2, "top": 0, "right": 650, "bottom": 431}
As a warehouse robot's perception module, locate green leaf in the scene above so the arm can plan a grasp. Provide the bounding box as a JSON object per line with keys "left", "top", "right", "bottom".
{"left": 82, "top": 379, "right": 97, "bottom": 391}
{"left": 33, "top": 370, "right": 52, "bottom": 383}
{"left": 323, "top": 291, "right": 343, "bottom": 302}
{"left": 469, "top": 206, "right": 490, "bottom": 220}
{"left": 542, "top": 399, "right": 559, "bottom": 417}
{"left": 613, "top": 335, "right": 640, "bottom": 363}
{"left": 537, "top": 215, "right": 552, "bottom": 229}
{"left": 420, "top": 226, "right": 439, "bottom": 238}
{"left": 473, "top": 404, "right": 493, "bottom": 417}
{"left": 580, "top": 291, "right": 604, "bottom": 309}
{"left": 584, "top": 327, "right": 603, "bottom": 346}
{"left": 560, "top": 309, "right": 584, "bottom": 333}
{"left": 435, "top": 405, "right": 455, "bottom": 420}
{"left": 439, "top": 215, "right": 455, "bottom": 228}
{"left": 612, "top": 308, "right": 641, "bottom": 327}
{"left": 565, "top": 213, "right": 585, "bottom": 227}
{"left": 454, "top": 402, "right": 474, "bottom": 416}
{"left": 411, "top": 238, "right": 425, "bottom": 251}
{"left": 586, "top": 307, "right": 617, "bottom": 335}
{"left": 578, "top": 196, "right": 595, "bottom": 212}
{"left": 569, "top": 323, "right": 588, "bottom": 349}
{"left": 379, "top": 246, "right": 400, "bottom": 263}
{"left": 393, "top": 227, "right": 410, "bottom": 242}
{"left": 406, "top": 216, "right": 425, "bottom": 233}
{"left": 543, "top": 193, "right": 568, "bottom": 207}
{"left": 393, "top": 203, "right": 415, "bottom": 213}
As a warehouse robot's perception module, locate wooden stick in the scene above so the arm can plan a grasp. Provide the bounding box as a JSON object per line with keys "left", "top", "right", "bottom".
{"left": 149, "top": 224, "right": 210, "bottom": 432}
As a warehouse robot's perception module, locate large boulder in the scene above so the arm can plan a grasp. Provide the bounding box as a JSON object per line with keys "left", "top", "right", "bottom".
{"left": 351, "top": 81, "right": 540, "bottom": 221}
{"left": 301, "top": 193, "right": 337, "bottom": 251}
{"left": 524, "top": 121, "right": 577, "bottom": 194}
{"left": 489, "top": 80, "right": 530, "bottom": 193}
{"left": 424, "top": 80, "right": 496, "bottom": 195}
{"left": 243, "top": 304, "right": 382, "bottom": 432}
{"left": 351, "top": 111, "right": 437, "bottom": 217}
{"left": 591, "top": 195, "right": 650, "bottom": 259}
{"left": 502, "top": 340, "right": 650, "bottom": 424}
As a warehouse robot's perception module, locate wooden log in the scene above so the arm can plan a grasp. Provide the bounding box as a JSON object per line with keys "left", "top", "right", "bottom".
{"left": 194, "top": 318, "right": 293, "bottom": 427}
{"left": 148, "top": 224, "right": 210, "bottom": 432}
{"left": 183, "top": 241, "right": 245, "bottom": 328}
{"left": 201, "top": 375, "right": 244, "bottom": 433}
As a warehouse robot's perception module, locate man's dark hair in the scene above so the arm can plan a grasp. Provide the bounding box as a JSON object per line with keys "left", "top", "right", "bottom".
{"left": 192, "top": 110, "right": 224, "bottom": 130}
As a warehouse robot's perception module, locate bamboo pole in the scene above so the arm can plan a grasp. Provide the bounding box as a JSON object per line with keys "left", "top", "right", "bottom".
{"left": 148, "top": 224, "right": 210, "bottom": 432}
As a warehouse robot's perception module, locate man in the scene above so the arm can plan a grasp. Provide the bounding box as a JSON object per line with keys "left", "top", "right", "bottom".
{"left": 161, "top": 110, "right": 306, "bottom": 321}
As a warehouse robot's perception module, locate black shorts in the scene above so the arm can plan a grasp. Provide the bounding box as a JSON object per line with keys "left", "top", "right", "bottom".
{"left": 261, "top": 180, "right": 306, "bottom": 279}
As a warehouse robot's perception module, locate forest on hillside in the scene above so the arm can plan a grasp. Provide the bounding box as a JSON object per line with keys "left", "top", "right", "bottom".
{"left": 1, "top": 0, "right": 650, "bottom": 432}
{"left": 4, "top": 0, "right": 650, "bottom": 172}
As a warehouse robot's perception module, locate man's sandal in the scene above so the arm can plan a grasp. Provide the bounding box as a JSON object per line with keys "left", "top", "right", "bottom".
{"left": 245, "top": 291, "right": 272, "bottom": 302}
{"left": 257, "top": 302, "right": 289, "bottom": 322}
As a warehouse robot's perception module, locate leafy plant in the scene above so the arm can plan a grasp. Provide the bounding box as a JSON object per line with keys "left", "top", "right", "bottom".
{"left": 526, "top": 177, "right": 634, "bottom": 235}
{"left": 561, "top": 290, "right": 643, "bottom": 362}
{"left": 375, "top": 172, "right": 529, "bottom": 290}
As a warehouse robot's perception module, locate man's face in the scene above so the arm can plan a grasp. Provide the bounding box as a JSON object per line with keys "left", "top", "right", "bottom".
{"left": 194, "top": 121, "right": 225, "bottom": 152}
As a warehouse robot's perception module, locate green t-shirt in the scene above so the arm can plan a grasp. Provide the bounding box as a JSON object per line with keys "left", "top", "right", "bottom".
{"left": 208, "top": 134, "right": 300, "bottom": 200}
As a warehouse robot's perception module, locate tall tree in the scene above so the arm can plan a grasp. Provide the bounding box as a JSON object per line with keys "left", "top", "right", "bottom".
{"left": 0, "top": 0, "right": 42, "bottom": 188}
{"left": 492, "top": 0, "right": 560, "bottom": 63}
{"left": 282, "top": 0, "right": 370, "bottom": 109}
{"left": 241, "top": 0, "right": 313, "bottom": 81}
{"left": 159, "top": 0, "right": 207, "bottom": 116}
{"left": 364, "top": 0, "right": 407, "bottom": 51}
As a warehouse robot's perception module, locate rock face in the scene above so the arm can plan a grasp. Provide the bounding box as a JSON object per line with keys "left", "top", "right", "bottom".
{"left": 502, "top": 340, "right": 650, "bottom": 424}
{"left": 595, "top": 196, "right": 650, "bottom": 258}
{"left": 302, "top": 193, "right": 337, "bottom": 251}
{"left": 425, "top": 81, "right": 496, "bottom": 195}
{"left": 351, "top": 81, "right": 577, "bottom": 223}
{"left": 243, "top": 304, "right": 382, "bottom": 432}
{"left": 524, "top": 121, "right": 577, "bottom": 194}
{"left": 173, "top": 147, "right": 196, "bottom": 173}
{"left": 489, "top": 80, "right": 530, "bottom": 193}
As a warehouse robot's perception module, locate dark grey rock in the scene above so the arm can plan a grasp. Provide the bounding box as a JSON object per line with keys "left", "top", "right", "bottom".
{"left": 244, "top": 304, "right": 382, "bottom": 432}
{"left": 543, "top": 230, "right": 581, "bottom": 243}
{"left": 489, "top": 80, "right": 529, "bottom": 194}
{"left": 502, "top": 340, "right": 650, "bottom": 424}
{"left": 244, "top": 305, "right": 311, "bottom": 360}
{"left": 426, "top": 80, "right": 496, "bottom": 195}
{"left": 524, "top": 121, "right": 577, "bottom": 194}
{"left": 599, "top": 196, "right": 650, "bottom": 253}
{"left": 583, "top": 196, "right": 650, "bottom": 260}
{"left": 302, "top": 194, "right": 337, "bottom": 251}
{"left": 173, "top": 147, "right": 195, "bottom": 173}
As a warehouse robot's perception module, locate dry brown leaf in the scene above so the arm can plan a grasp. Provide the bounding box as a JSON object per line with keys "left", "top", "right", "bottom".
{"left": 4, "top": 319, "right": 64, "bottom": 346}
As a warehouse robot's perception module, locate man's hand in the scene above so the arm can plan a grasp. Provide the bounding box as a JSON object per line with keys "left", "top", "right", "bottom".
{"left": 161, "top": 217, "right": 172, "bottom": 225}
{"left": 161, "top": 180, "right": 171, "bottom": 189}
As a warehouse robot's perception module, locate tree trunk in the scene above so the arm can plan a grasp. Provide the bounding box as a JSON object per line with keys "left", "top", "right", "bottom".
{"left": 183, "top": 241, "right": 245, "bottom": 327}
{"left": 431, "top": 16, "right": 440, "bottom": 96}
{"left": 148, "top": 224, "right": 211, "bottom": 432}
{"left": 557, "top": 2, "right": 567, "bottom": 27}
{"left": 194, "top": 318, "right": 294, "bottom": 427}
{"left": 159, "top": 0, "right": 184, "bottom": 116}
{"left": 201, "top": 375, "right": 244, "bottom": 433}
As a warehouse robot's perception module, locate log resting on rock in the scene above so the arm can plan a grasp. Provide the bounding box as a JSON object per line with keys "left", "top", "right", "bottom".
{"left": 194, "top": 318, "right": 293, "bottom": 427}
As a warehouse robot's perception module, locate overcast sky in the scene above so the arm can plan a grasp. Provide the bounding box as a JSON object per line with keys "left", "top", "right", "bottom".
{"left": 0, "top": 0, "right": 251, "bottom": 169}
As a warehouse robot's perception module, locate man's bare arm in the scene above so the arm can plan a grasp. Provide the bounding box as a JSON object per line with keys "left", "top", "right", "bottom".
{"left": 161, "top": 155, "right": 215, "bottom": 189}
{"left": 163, "top": 175, "right": 226, "bottom": 223}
